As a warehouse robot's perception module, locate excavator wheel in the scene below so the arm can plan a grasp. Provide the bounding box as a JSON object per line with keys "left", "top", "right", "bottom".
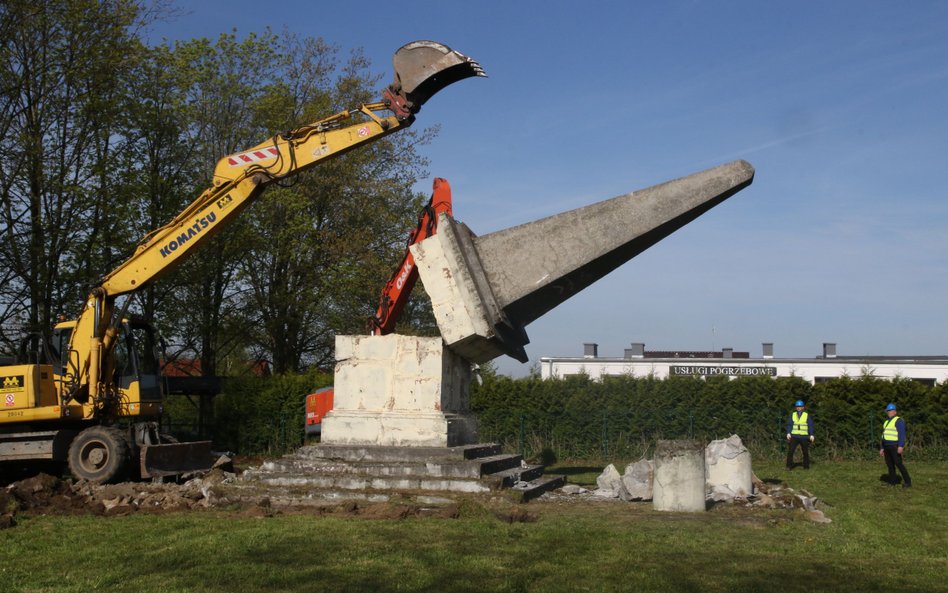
{"left": 68, "top": 426, "right": 130, "bottom": 484}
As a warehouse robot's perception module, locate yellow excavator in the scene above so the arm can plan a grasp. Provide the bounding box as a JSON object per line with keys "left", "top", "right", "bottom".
{"left": 0, "top": 41, "right": 484, "bottom": 483}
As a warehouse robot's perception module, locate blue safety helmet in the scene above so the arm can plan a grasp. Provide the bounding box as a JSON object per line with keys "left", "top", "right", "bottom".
{"left": 885, "top": 403, "right": 897, "bottom": 411}
{"left": 794, "top": 400, "right": 805, "bottom": 407}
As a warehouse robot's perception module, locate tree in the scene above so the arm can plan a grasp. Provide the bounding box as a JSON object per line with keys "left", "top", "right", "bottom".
{"left": 0, "top": 0, "right": 149, "bottom": 352}
{"left": 233, "top": 37, "right": 435, "bottom": 372}
{"left": 0, "top": 11, "right": 440, "bottom": 375}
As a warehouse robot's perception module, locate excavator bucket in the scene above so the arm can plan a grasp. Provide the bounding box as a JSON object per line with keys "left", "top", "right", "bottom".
{"left": 139, "top": 440, "right": 216, "bottom": 479}
{"left": 386, "top": 41, "right": 486, "bottom": 117}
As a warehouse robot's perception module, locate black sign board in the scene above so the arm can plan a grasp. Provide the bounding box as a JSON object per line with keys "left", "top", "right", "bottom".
{"left": 670, "top": 366, "right": 777, "bottom": 377}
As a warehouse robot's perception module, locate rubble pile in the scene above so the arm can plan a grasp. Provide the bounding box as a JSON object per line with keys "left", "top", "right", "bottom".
{"left": 0, "top": 469, "right": 238, "bottom": 527}
{"left": 552, "top": 434, "right": 831, "bottom": 523}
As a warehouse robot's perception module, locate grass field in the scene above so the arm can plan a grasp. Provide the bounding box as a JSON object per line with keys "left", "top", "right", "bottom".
{"left": 2, "top": 460, "right": 945, "bottom": 593}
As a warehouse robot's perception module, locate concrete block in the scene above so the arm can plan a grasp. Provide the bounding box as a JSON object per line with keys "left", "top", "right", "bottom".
{"left": 322, "top": 334, "right": 478, "bottom": 447}
{"left": 653, "top": 440, "right": 706, "bottom": 512}
{"left": 705, "top": 434, "right": 753, "bottom": 501}
{"left": 621, "top": 459, "right": 654, "bottom": 501}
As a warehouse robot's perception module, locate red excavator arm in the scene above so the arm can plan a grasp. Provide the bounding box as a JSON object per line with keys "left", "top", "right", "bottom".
{"left": 370, "top": 178, "right": 453, "bottom": 334}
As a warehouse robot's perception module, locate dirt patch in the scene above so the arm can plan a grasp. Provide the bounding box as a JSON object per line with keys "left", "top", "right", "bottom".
{"left": 2, "top": 470, "right": 238, "bottom": 524}
{"left": 2, "top": 470, "right": 474, "bottom": 527}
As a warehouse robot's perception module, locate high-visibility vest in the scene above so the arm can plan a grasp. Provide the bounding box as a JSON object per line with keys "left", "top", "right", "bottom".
{"left": 791, "top": 411, "right": 809, "bottom": 436}
{"left": 882, "top": 416, "right": 901, "bottom": 442}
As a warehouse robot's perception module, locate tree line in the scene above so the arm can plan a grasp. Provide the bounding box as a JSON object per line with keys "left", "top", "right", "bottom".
{"left": 0, "top": 0, "right": 438, "bottom": 374}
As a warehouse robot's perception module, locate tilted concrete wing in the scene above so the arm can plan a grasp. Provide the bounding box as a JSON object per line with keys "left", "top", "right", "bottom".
{"left": 411, "top": 160, "right": 755, "bottom": 363}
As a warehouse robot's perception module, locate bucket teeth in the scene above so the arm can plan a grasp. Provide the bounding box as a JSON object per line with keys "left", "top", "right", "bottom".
{"left": 390, "top": 40, "right": 485, "bottom": 112}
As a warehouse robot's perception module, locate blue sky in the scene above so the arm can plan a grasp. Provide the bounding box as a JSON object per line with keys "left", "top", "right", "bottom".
{"left": 151, "top": 1, "right": 948, "bottom": 375}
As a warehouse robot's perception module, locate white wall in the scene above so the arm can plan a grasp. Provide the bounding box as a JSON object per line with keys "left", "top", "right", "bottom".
{"left": 539, "top": 357, "right": 948, "bottom": 385}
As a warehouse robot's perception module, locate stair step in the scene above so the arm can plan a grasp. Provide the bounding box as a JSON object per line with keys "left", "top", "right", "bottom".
{"left": 246, "top": 470, "right": 491, "bottom": 494}
{"left": 296, "top": 443, "right": 501, "bottom": 463}
{"left": 239, "top": 443, "right": 560, "bottom": 501}
{"left": 484, "top": 464, "right": 545, "bottom": 489}
{"left": 255, "top": 452, "right": 521, "bottom": 479}
{"left": 507, "top": 474, "right": 567, "bottom": 502}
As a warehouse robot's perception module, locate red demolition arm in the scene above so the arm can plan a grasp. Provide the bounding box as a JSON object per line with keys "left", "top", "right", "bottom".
{"left": 370, "top": 178, "right": 453, "bottom": 335}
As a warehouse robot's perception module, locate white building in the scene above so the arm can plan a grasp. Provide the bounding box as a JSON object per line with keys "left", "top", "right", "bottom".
{"left": 539, "top": 342, "right": 948, "bottom": 386}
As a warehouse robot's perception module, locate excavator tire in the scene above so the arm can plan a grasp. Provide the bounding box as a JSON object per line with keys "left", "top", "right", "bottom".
{"left": 67, "top": 426, "right": 130, "bottom": 484}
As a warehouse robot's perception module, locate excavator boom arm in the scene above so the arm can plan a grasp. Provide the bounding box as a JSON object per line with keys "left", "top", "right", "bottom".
{"left": 99, "top": 41, "right": 485, "bottom": 298}
{"left": 69, "top": 40, "right": 484, "bottom": 404}
{"left": 99, "top": 104, "right": 405, "bottom": 297}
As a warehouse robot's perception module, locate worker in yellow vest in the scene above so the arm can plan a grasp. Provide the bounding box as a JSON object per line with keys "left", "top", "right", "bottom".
{"left": 880, "top": 403, "right": 911, "bottom": 488}
{"left": 785, "top": 400, "right": 814, "bottom": 470}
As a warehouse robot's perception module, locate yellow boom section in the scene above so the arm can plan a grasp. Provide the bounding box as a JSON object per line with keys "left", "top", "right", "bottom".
{"left": 101, "top": 104, "right": 405, "bottom": 297}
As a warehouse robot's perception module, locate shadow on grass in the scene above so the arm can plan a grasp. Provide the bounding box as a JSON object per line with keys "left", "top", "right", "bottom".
{"left": 547, "top": 466, "right": 602, "bottom": 477}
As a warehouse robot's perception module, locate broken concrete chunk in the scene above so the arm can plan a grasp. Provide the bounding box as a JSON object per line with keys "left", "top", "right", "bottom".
{"left": 705, "top": 434, "right": 752, "bottom": 501}
{"left": 592, "top": 464, "right": 628, "bottom": 498}
{"left": 653, "top": 440, "right": 706, "bottom": 512}
{"left": 805, "top": 509, "right": 832, "bottom": 524}
{"left": 621, "top": 459, "right": 654, "bottom": 501}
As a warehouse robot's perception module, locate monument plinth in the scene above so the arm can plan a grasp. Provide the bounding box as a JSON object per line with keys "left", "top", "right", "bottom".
{"left": 320, "top": 334, "right": 478, "bottom": 447}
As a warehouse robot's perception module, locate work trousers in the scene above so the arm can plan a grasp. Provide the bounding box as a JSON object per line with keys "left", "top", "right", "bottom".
{"left": 786, "top": 436, "right": 810, "bottom": 469}
{"left": 882, "top": 444, "right": 911, "bottom": 485}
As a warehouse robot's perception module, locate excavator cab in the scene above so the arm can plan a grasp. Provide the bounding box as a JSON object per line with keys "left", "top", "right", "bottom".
{"left": 385, "top": 41, "right": 486, "bottom": 119}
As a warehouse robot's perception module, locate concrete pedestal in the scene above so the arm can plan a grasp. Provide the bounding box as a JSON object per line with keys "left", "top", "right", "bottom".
{"left": 653, "top": 440, "right": 706, "bottom": 512}
{"left": 321, "top": 335, "right": 478, "bottom": 447}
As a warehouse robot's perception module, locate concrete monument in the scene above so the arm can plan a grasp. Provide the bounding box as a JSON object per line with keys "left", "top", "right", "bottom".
{"left": 322, "top": 160, "right": 755, "bottom": 448}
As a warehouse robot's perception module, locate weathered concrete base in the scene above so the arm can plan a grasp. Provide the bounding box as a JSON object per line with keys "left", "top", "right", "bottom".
{"left": 241, "top": 443, "right": 565, "bottom": 502}
{"left": 321, "top": 411, "right": 477, "bottom": 448}
{"left": 321, "top": 334, "right": 478, "bottom": 447}
{"left": 653, "top": 440, "right": 706, "bottom": 512}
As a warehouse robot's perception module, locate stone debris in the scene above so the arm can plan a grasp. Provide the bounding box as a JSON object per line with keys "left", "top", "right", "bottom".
{"left": 593, "top": 464, "right": 631, "bottom": 499}
{"left": 2, "top": 468, "right": 238, "bottom": 525}
{"left": 805, "top": 510, "right": 832, "bottom": 524}
{"left": 550, "top": 434, "right": 831, "bottom": 524}
{"left": 621, "top": 460, "right": 654, "bottom": 501}
{"left": 739, "top": 472, "right": 831, "bottom": 522}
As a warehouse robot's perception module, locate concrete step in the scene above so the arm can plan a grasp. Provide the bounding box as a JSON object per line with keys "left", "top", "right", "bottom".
{"left": 507, "top": 474, "right": 567, "bottom": 503}
{"left": 296, "top": 443, "right": 501, "bottom": 463}
{"left": 484, "top": 464, "right": 545, "bottom": 489}
{"left": 257, "top": 453, "right": 522, "bottom": 480}
{"left": 245, "top": 470, "right": 491, "bottom": 494}
{"left": 239, "top": 443, "right": 563, "bottom": 502}
{"left": 225, "top": 481, "right": 457, "bottom": 507}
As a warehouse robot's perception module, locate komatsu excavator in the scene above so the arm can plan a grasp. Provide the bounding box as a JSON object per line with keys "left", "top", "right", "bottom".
{"left": 0, "top": 41, "right": 484, "bottom": 483}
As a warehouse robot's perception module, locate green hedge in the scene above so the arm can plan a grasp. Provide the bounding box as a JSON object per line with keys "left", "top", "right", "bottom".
{"left": 162, "top": 369, "right": 332, "bottom": 455}
{"left": 162, "top": 372, "right": 947, "bottom": 460}
{"left": 471, "top": 374, "right": 948, "bottom": 461}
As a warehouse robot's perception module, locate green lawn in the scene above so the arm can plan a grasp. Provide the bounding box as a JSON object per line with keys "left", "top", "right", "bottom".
{"left": 2, "top": 460, "right": 945, "bottom": 593}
